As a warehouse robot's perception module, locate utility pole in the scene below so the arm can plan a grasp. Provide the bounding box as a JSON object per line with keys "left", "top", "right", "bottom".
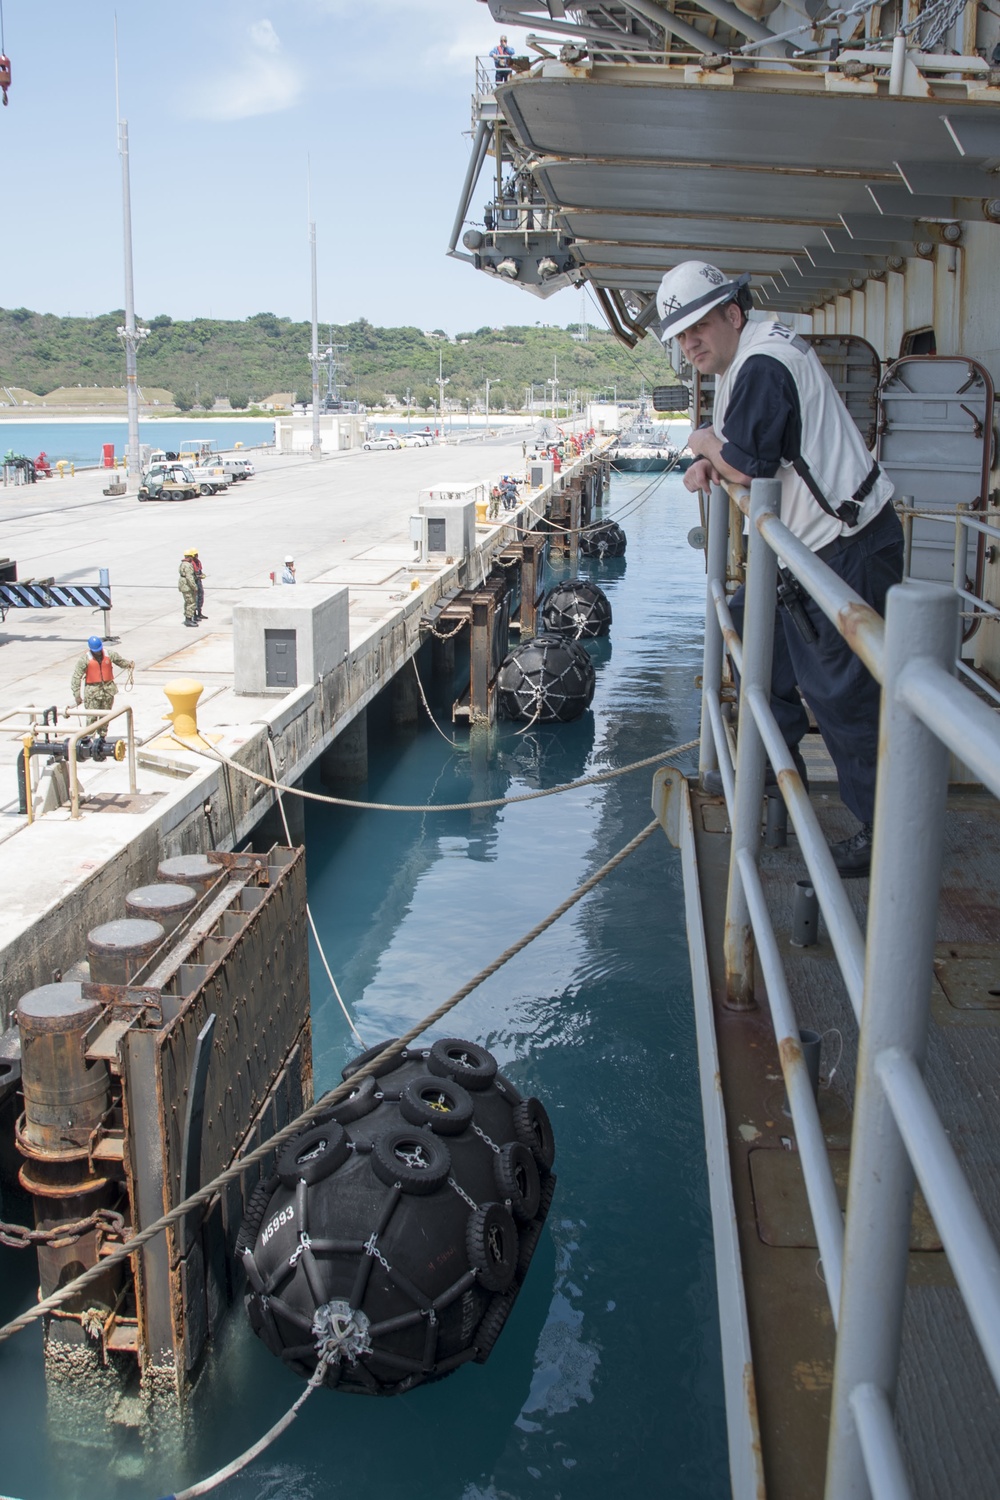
{"left": 114, "top": 27, "right": 147, "bottom": 489}
{"left": 308, "top": 216, "right": 321, "bottom": 459}
{"left": 485, "top": 376, "right": 495, "bottom": 431}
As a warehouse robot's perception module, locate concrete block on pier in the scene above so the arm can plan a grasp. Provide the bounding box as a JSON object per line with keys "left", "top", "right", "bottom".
{"left": 232, "top": 585, "right": 349, "bottom": 696}
{"left": 418, "top": 499, "right": 476, "bottom": 561}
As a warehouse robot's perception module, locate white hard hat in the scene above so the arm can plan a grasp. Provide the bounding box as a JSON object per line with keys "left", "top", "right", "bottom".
{"left": 284, "top": 555, "right": 294, "bottom": 563}
{"left": 655, "top": 261, "right": 752, "bottom": 342}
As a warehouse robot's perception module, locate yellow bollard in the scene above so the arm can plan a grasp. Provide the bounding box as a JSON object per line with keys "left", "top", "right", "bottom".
{"left": 56, "top": 461, "right": 67, "bottom": 479}
{"left": 163, "top": 678, "right": 205, "bottom": 739}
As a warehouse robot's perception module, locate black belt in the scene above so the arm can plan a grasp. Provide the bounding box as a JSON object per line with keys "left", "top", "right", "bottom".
{"left": 792, "top": 456, "right": 880, "bottom": 530}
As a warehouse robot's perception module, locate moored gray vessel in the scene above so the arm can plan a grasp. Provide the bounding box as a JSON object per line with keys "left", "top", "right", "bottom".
{"left": 453, "top": 5, "right": 1000, "bottom": 1495}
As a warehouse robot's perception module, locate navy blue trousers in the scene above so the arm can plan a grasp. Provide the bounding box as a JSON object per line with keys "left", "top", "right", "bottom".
{"left": 729, "top": 503, "right": 904, "bottom": 824}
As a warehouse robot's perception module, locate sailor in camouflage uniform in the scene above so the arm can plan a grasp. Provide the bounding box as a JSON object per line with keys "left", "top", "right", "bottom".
{"left": 179, "top": 547, "right": 200, "bottom": 625}
{"left": 70, "top": 636, "right": 134, "bottom": 719}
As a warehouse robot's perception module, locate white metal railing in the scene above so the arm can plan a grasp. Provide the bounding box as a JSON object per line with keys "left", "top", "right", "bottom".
{"left": 897, "top": 501, "right": 1000, "bottom": 706}
{"left": 469, "top": 6, "right": 993, "bottom": 81}
{"left": 699, "top": 476, "right": 1000, "bottom": 1499}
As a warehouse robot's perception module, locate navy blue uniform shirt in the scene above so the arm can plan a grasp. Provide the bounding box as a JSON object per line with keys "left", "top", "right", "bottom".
{"left": 718, "top": 355, "right": 802, "bottom": 479}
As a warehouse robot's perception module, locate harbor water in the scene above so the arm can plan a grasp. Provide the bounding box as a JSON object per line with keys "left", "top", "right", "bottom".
{"left": 0, "top": 418, "right": 275, "bottom": 468}
{"left": 0, "top": 471, "right": 728, "bottom": 1499}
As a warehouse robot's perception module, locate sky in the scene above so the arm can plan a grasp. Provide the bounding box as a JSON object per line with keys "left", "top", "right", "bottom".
{"left": 0, "top": 0, "right": 586, "bottom": 333}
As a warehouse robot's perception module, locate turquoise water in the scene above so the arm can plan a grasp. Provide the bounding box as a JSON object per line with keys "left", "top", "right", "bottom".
{"left": 0, "top": 416, "right": 530, "bottom": 467}
{"left": 0, "top": 419, "right": 274, "bottom": 467}
{"left": 0, "top": 472, "right": 728, "bottom": 1498}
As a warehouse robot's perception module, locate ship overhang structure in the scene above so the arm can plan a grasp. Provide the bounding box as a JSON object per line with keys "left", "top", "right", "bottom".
{"left": 453, "top": 8, "right": 1000, "bottom": 336}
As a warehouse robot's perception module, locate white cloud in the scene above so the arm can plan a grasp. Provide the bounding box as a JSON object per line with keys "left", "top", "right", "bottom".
{"left": 184, "top": 19, "right": 303, "bottom": 121}
{"left": 434, "top": 20, "right": 509, "bottom": 75}
{"left": 249, "top": 19, "right": 282, "bottom": 54}
{"left": 296, "top": 0, "right": 503, "bottom": 81}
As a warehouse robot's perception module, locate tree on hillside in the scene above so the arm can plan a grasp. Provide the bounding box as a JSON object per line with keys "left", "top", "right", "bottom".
{"left": 229, "top": 392, "right": 250, "bottom": 410}
{"left": 173, "top": 390, "right": 194, "bottom": 411}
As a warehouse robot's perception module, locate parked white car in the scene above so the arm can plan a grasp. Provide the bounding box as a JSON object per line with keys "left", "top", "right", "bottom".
{"left": 187, "top": 463, "right": 229, "bottom": 494}
{"left": 400, "top": 431, "right": 435, "bottom": 447}
{"left": 362, "top": 435, "right": 402, "bottom": 451}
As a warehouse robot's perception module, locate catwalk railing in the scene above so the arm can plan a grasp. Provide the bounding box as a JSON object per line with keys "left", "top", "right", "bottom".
{"left": 698, "top": 476, "right": 1000, "bottom": 1499}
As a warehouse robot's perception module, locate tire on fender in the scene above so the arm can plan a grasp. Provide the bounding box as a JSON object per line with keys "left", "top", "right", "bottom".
{"left": 511, "top": 1097, "right": 556, "bottom": 1173}
{"left": 277, "top": 1122, "right": 350, "bottom": 1189}
{"left": 426, "top": 1038, "right": 498, "bottom": 1092}
{"left": 399, "top": 1073, "right": 474, "bottom": 1136}
{"left": 466, "top": 1202, "right": 517, "bottom": 1293}
{"left": 371, "top": 1128, "right": 452, "bottom": 1195}
{"left": 342, "top": 1038, "right": 405, "bottom": 1081}
{"left": 493, "top": 1141, "right": 540, "bottom": 1222}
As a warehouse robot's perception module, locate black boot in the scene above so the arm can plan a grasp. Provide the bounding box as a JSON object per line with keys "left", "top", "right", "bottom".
{"left": 829, "top": 821, "right": 873, "bottom": 878}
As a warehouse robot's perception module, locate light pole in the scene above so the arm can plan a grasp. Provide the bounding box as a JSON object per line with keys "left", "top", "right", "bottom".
{"left": 485, "top": 376, "right": 497, "bottom": 432}
{"left": 308, "top": 218, "right": 322, "bottom": 459}
{"left": 115, "top": 117, "right": 148, "bottom": 487}
{"left": 114, "top": 26, "right": 148, "bottom": 490}
{"left": 405, "top": 386, "right": 412, "bottom": 425}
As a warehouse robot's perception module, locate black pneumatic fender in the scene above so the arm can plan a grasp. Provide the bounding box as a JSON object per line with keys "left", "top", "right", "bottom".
{"left": 540, "top": 580, "right": 612, "bottom": 639}
{"left": 239, "top": 1037, "right": 556, "bottom": 1394}
{"left": 579, "top": 521, "right": 627, "bottom": 558}
{"left": 496, "top": 634, "right": 596, "bottom": 724}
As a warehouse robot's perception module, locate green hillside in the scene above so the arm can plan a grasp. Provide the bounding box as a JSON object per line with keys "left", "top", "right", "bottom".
{"left": 0, "top": 307, "right": 663, "bottom": 410}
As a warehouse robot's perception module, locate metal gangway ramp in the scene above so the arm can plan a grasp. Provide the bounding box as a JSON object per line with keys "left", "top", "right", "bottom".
{"left": 655, "top": 476, "right": 1000, "bottom": 1499}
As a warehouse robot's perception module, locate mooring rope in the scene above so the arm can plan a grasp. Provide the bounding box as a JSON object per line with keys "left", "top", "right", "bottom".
{"left": 160, "top": 1358, "right": 330, "bottom": 1500}
{"left": 265, "top": 738, "right": 366, "bottom": 1049}
{"left": 168, "top": 734, "right": 699, "bottom": 814}
{"left": 0, "top": 813, "right": 665, "bottom": 1349}
{"left": 410, "top": 652, "right": 457, "bottom": 748}
{"left": 543, "top": 458, "right": 679, "bottom": 540}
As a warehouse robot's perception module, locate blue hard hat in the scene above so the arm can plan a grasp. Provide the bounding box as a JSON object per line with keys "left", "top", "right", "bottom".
{"left": 88, "top": 635, "right": 104, "bottom": 653}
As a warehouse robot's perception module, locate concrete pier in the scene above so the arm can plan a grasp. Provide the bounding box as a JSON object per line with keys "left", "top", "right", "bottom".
{"left": 0, "top": 435, "right": 608, "bottom": 1023}
{"left": 321, "top": 708, "right": 368, "bottom": 784}
{"left": 390, "top": 662, "right": 420, "bottom": 727}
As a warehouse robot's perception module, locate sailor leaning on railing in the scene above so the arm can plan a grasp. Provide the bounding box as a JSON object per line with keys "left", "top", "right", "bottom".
{"left": 658, "top": 260, "right": 902, "bottom": 879}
